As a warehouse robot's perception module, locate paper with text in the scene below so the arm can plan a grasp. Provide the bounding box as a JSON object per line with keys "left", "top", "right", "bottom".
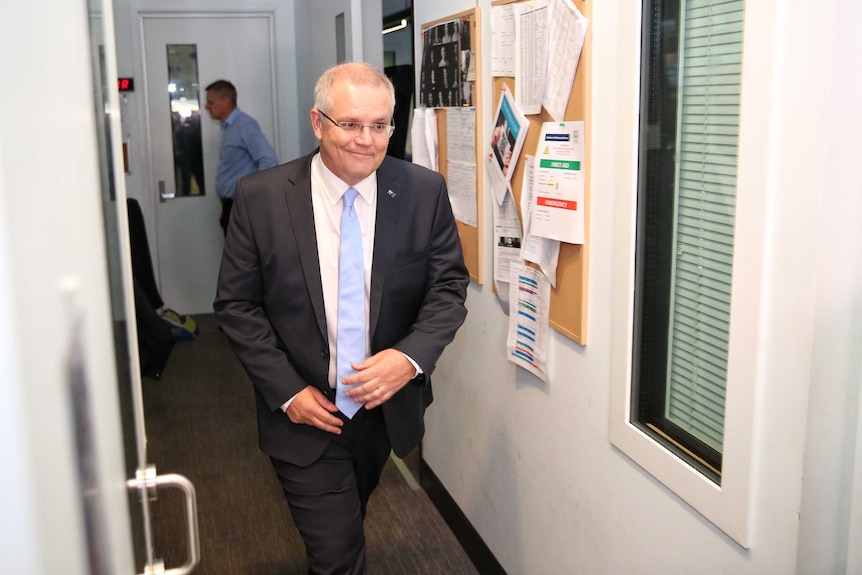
{"left": 494, "top": 188, "right": 522, "bottom": 285}
{"left": 410, "top": 108, "right": 438, "bottom": 171}
{"left": 515, "top": 0, "right": 550, "bottom": 115}
{"left": 518, "top": 155, "right": 561, "bottom": 287}
{"left": 543, "top": 0, "right": 588, "bottom": 122}
{"left": 507, "top": 263, "right": 551, "bottom": 381}
{"left": 529, "top": 121, "right": 585, "bottom": 244}
{"left": 491, "top": 4, "right": 517, "bottom": 76}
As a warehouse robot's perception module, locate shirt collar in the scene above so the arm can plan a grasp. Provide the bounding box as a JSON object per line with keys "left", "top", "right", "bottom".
{"left": 223, "top": 108, "right": 240, "bottom": 126}
{"left": 312, "top": 153, "right": 377, "bottom": 206}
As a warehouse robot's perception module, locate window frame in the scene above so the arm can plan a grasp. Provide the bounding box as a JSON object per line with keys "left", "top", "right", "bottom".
{"left": 609, "top": 0, "right": 769, "bottom": 548}
{"left": 631, "top": 0, "right": 742, "bottom": 485}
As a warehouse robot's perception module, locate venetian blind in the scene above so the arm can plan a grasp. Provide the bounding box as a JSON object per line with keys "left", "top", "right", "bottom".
{"left": 665, "top": 0, "right": 744, "bottom": 453}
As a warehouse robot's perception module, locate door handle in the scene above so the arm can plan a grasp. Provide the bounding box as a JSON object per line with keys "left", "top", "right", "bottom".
{"left": 159, "top": 180, "right": 175, "bottom": 202}
{"left": 127, "top": 465, "right": 200, "bottom": 575}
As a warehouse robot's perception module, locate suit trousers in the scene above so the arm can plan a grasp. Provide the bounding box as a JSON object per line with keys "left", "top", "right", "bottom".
{"left": 270, "top": 406, "right": 391, "bottom": 575}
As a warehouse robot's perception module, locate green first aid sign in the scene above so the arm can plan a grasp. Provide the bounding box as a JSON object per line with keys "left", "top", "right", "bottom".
{"left": 539, "top": 159, "right": 580, "bottom": 170}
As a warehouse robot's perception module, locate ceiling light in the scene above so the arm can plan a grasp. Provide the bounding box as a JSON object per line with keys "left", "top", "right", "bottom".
{"left": 382, "top": 18, "right": 408, "bottom": 35}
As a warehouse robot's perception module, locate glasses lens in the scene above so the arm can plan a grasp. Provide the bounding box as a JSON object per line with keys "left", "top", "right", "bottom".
{"left": 320, "top": 110, "right": 393, "bottom": 138}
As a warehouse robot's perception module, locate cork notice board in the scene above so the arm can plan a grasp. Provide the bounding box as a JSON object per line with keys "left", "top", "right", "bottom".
{"left": 492, "top": 0, "right": 591, "bottom": 345}
{"left": 421, "top": 8, "right": 484, "bottom": 284}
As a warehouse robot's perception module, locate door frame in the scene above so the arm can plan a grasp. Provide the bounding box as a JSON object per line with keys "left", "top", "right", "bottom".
{"left": 135, "top": 10, "right": 279, "bottom": 290}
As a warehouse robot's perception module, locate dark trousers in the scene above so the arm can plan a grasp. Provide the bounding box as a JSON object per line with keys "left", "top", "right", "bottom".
{"left": 219, "top": 197, "right": 234, "bottom": 236}
{"left": 270, "top": 407, "right": 391, "bottom": 575}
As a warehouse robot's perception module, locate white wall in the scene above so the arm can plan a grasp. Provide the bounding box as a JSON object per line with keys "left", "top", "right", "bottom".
{"left": 416, "top": 0, "right": 862, "bottom": 573}
{"left": 358, "top": 0, "right": 384, "bottom": 70}
{"left": 794, "top": 2, "right": 862, "bottom": 571}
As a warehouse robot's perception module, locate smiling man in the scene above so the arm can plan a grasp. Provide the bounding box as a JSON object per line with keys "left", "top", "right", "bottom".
{"left": 213, "top": 62, "right": 469, "bottom": 574}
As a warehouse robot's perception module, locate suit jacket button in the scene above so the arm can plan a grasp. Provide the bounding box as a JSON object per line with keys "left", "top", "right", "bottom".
{"left": 321, "top": 349, "right": 329, "bottom": 359}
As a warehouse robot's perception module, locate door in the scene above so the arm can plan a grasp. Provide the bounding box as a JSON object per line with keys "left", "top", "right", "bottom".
{"left": 142, "top": 14, "right": 278, "bottom": 315}
{"left": 90, "top": 9, "right": 201, "bottom": 575}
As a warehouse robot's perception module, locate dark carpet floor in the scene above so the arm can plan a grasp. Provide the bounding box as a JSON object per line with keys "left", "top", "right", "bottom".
{"left": 142, "top": 314, "right": 478, "bottom": 575}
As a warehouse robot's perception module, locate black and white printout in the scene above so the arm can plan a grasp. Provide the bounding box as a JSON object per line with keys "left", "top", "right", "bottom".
{"left": 515, "top": 0, "right": 550, "bottom": 115}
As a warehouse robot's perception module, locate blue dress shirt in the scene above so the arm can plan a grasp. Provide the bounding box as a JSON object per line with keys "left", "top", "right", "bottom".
{"left": 215, "top": 108, "right": 279, "bottom": 199}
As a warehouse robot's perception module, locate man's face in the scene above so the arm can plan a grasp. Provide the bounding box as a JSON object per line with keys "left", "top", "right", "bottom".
{"left": 311, "top": 80, "right": 392, "bottom": 186}
{"left": 205, "top": 91, "right": 232, "bottom": 122}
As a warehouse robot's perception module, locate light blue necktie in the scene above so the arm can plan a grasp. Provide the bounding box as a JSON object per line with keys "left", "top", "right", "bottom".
{"left": 335, "top": 187, "right": 365, "bottom": 418}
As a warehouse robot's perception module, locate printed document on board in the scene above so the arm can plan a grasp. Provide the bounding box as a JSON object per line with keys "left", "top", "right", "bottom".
{"left": 529, "top": 121, "right": 585, "bottom": 244}
{"left": 507, "top": 263, "right": 551, "bottom": 382}
{"left": 543, "top": 0, "right": 588, "bottom": 122}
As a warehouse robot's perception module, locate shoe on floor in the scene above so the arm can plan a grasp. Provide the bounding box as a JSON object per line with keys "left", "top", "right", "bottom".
{"left": 160, "top": 308, "right": 198, "bottom": 340}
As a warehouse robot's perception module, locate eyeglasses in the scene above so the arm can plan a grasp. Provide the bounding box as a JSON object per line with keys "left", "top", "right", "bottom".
{"left": 316, "top": 109, "right": 395, "bottom": 139}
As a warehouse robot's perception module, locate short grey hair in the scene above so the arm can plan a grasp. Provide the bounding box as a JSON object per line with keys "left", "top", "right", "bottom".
{"left": 314, "top": 62, "right": 395, "bottom": 117}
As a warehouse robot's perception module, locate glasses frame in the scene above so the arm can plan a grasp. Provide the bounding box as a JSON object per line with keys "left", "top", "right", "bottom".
{"left": 316, "top": 109, "right": 395, "bottom": 139}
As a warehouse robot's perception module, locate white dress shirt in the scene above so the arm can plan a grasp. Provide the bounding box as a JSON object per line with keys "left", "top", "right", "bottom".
{"left": 279, "top": 154, "right": 420, "bottom": 412}
{"left": 311, "top": 153, "right": 378, "bottom": 390}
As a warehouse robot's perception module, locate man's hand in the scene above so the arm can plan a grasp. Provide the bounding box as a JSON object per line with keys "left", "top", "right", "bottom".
{"left": 285, "top": 386, "right": 343, "bottom": 434}
{"left": 343, "top": 348, "right": 416, "bottom": 410}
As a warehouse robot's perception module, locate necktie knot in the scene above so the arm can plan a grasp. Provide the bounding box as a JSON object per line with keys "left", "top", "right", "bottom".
{"left": 342, "top": 187, "right": 359, "bottom": 209}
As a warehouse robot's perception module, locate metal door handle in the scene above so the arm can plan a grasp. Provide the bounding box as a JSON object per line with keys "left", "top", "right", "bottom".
{"left": 128, "top": 467, "right": 200, "bottom": 575}
{"left": 159, "top": 180, "right": 174, "bottom": 202}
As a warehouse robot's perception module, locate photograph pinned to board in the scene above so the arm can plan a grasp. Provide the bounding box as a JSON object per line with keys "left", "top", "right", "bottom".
{"left": 420, "top": 17, "right": 475, "bottom": 108}
{"left": 458, "top": 15, "right": 476, "bottom": 107}
{"left": 487, "top": 83, "right": 529, "bottom": 202}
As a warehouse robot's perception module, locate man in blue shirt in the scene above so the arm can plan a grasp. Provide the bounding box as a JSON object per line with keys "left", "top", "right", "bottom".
{"left": 205, "top": 80, "right": 279, "bottom": 235}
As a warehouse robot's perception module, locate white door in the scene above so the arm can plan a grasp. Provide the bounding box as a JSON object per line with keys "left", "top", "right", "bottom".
{"left": 142, "top": 14, "right": 277, "bottom": 315}
{"left": 90, "top": 11, "right": 202, "bottom": 574}
{"left": 1, "top": 1, "right": 200, "bottom": 572}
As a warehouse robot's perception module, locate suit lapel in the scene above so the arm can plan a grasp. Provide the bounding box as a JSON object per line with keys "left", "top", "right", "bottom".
{"left": 283, "top": 156, "right": 328, "bottom": 341}
{"left": 370, "top": 158, "right": 401, "bottom": 339}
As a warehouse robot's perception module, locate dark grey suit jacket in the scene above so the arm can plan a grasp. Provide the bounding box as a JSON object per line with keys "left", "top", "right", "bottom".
{"left": 213, "top": 152, "right": 469, "bottom": 466}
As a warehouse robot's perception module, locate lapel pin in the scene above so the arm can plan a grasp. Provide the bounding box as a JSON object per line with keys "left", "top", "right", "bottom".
{"left": 387, "top": 189, "right": 396, "bottom": 198}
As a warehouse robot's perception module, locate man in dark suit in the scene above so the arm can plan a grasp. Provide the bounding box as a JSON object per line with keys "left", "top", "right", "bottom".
{"left": 213, "top": 62, "right": 469, "bottom": 574}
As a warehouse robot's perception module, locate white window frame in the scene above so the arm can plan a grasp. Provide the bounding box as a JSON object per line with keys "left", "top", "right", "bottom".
{"left": 608, "top": 0, "right": 773, "bottom": 548}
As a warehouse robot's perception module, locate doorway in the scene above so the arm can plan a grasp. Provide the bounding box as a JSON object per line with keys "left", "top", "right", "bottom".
{"left": 141, "top": 13, "right": 278, "bottom": 315}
